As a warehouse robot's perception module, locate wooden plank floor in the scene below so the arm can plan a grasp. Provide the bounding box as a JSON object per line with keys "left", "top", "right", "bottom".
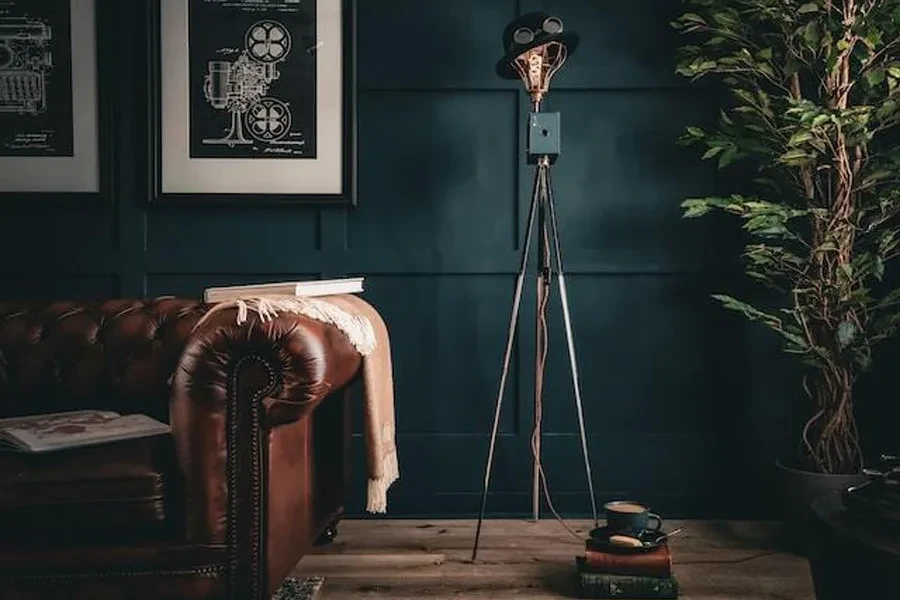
{"left": 292, "top": 519, "right": 815, "bottom": 599}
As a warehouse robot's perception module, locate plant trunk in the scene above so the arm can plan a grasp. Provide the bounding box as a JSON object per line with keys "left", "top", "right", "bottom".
{"left": 801, "top": 366, "right": 862, "bottom": 474}
{"left": 798, "top": 5, "right": 863, "bottom": 477}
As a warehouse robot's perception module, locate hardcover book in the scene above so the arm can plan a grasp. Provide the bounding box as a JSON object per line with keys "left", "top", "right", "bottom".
{"left": 577, "top": 571, "right": 679, "bottom": 599}
{"left": 582, "top": 543, "right": 672, "bottom": 578}
{"left": 203, "top": 277, "right": 365, "bottom": 303}
{"left": 575, "top": 556, "right": 679, "bottom": 599}
{"left": 0, "top": 410, "right": 170, "bottom": 453}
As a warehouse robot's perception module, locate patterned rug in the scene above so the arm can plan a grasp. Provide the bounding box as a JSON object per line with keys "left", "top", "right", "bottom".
{"left": 271, "top": 576, "right": 325, "bottom": 600}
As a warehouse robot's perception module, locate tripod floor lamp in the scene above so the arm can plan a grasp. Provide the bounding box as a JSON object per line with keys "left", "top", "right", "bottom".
{"left": 471, "top": 13, "right": 598, "bottom": 561}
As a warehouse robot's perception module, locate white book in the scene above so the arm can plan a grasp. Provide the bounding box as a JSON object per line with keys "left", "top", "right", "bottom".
{"left": 0, "top": 410, "right": 171, "bottom": 453}
{"left": 203, "top": 277, "right": 365, "bottom": 303}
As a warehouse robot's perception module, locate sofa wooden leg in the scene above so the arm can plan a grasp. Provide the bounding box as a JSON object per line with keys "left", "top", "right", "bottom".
{"left": 315, "top": 520, "right": 339, "bottom": 546}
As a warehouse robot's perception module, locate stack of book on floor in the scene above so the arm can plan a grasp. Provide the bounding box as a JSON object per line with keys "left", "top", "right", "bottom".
{"left": 575, "top": 536, "right": 679, "bottom": 598}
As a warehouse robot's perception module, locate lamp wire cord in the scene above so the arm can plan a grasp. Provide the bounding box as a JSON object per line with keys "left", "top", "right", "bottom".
{"left": 532, "top": 166, "right": 587, "bottom": 544}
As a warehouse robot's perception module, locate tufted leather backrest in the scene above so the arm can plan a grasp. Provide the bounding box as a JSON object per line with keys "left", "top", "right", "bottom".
{"left": 0, "top": 298, "right": 211, "bottom": 422}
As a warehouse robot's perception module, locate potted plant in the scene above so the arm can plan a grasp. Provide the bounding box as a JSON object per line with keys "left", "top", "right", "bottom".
{"left": 671, "top": 0, "right": 900, "bottom": 551}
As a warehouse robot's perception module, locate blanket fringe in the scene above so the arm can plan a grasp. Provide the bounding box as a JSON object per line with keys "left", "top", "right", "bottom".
{"left": 200, "top": 296, "right": 378, "bottom": 356}
{"left": 366, "top": 449, "right": 399, "bottom": 513}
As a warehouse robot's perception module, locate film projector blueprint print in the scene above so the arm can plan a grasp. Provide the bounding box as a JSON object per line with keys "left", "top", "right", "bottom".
{"left": 0, "top": 0, "right": 74, "bottom": 157}
{"left": 188, "top": 0, "right": 317, "bottom": 159}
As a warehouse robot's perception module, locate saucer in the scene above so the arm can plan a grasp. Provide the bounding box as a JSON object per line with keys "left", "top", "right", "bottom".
{"left": 587, "top": 525, "right": 668, "bottom": 553}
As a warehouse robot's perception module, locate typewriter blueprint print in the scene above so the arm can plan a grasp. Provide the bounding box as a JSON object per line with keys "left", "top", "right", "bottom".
{"left": 188, "top": 0, "right": 317, "bottom": 159}
{"left": 0, "top": 0, "right": 74, "bottom": 157}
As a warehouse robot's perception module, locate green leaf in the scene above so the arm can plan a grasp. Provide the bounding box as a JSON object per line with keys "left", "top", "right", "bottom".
{"left": 758, "top": 62, "right": 776, "bottom": 78}
{"left": 718, "top": 147, "right": 739, "bottom": 168}
{"left": 861, "top": 169, "right": 892, "bottom": 187}
{"left": 798, "top": 2, "right": 819, "bottom": 13}
{"left": 841, "top": 263, "right": 853, "bottom": 280}
{"left": 836, "top": 321, "right": 857, "bottom": 350}
{"left": 877, "top": 287, "right": 900, "bottom": 309}
{"left": 826, "top": 49, "right": 840, "bottom": 73}
{"left": 862, "top": 27, "right": 883, "bottom": 50}
{"left": 788, "top": 131, "right": 814, "bottom": 146}
{"left": 857, "top": 351, "right": 873, "bottom": 372}
{"left": 686, "top": 126, "right": 705, "bottom": 138}
{"left": 681, "top": 198, "right": 713, "bottom": 218}
{"left": 803, "top": 21, "right": 820, "bottom": 47}
{"left": 878, "top": 229, "right": 899, "bottom": 255}
{"left": 679, "top": 12, "right": 707, "bottom": 24}
{"left": 712, "top": 295, "right": 782, "bottom": 327}
{"left": 877, "top": 100, "right": 897, "bottom": 120}
{"left": 744, "top": 214, "right": 788, "bottom": 236}
{"left": 866, "top": 68, "right": 885, "bottom": 87}
{"left": 701, "top": 146, "right": 723, "bottom": 160}
{"left": 779, "top": 149, "right": 814, "bottom": 165}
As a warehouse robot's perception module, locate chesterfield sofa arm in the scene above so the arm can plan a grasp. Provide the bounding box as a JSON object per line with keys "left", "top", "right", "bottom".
{"left": 0, "top": 298, "right": 362, "bottom": 600}
{"left": 171, "top": 305, "right": 362, "bottom": 544}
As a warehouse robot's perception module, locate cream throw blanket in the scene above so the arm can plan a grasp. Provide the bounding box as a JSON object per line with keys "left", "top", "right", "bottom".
{"left": 196, "top": 294, "right": 399, "bottom": 513}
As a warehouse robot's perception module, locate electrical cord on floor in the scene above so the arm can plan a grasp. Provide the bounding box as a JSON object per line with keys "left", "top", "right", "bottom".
{"left": 675, "top": 550, "right": 782, "bottom": 564}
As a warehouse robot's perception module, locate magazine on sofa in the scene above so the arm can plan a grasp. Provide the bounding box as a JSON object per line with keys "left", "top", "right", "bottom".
{"left": 0, "top": 410, "right": 170, "bottom": 453}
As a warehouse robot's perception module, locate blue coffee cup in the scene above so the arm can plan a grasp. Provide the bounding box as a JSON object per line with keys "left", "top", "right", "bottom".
{"left": 604, "top": 500, "right": 663, "bottom": 536}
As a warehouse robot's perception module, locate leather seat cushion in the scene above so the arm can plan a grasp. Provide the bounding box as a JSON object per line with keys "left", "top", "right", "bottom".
{"left": 0, "top": 435, "right": 178, "bottom": 548}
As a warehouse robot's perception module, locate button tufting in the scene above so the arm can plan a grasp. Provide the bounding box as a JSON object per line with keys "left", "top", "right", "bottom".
{"left": 0, "top": 298, "right": 209, "bottom": 412}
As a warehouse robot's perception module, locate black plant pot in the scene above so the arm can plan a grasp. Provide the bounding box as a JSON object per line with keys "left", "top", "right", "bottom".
{"left": 775, "top": 459, "right": 866, "bottom": 556}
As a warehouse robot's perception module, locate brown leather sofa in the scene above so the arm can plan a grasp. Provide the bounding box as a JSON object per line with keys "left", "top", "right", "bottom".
{"left": 0, "top": 298, "right": 362, "bottom": 600}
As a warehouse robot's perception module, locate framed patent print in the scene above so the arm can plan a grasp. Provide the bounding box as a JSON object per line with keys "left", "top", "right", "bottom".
{"left": 148, "top": 0, "right": 357, "bottom": 205}
{"left": 0, "top": 0, "right": 111, "bottom": 203}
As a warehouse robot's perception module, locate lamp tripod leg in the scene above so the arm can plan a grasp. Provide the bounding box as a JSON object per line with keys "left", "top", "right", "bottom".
{"left": 544, "top": 166, "right": 600, "bottom": 528}
{"left": 471, "top": 160, "right": 543, "bottom": 562}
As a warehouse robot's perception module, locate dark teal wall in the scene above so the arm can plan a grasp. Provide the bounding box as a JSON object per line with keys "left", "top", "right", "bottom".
{"left": 1, "top": 0, "right": 896, "bottom": 519}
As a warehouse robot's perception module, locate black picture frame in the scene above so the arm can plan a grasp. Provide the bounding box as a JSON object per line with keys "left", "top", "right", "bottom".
{"left": 146, "top": 0, "right": 358, "bottom": 207}
{"left": 0, "top": 0, "right": 114, "bottom": 207}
